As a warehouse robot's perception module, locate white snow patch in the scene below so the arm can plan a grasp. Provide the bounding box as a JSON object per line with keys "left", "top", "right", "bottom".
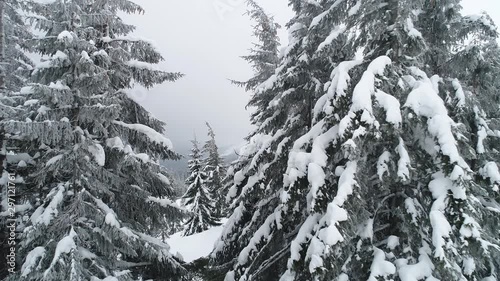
{"left": 377, "top": 151, "right": 391, "bottom": 180}
{"left": 405, "top": 18, "right": 422, "bottom": 38}
{"left": 125, "top": 60, "right": 161, "bottom": 71}
{"left": 479, "top": 162, "right": 500, "bottom": 191}
{"left": 106, "top": 137, "right": 125, "bottom": 150}
{"left": 32, "top": 185, "right": 65, "bottom": 225}
{"left": 334, "top": 161, "right": 357, "bottom": 207}
{"left": 35, "top": 51, "right": 68, "bottom": 72}
{"left": 404, "top": 198, "right": 419, "bottom": 225}
{"left": 348, "top": 1, "right": 361, "bottom": 16}
{"left": 374, "top": 90, "right": 402, "bottom": 126}
{"left": 338, "top": 56, "right": 391, "bottom": 137}
{"left": 113, "top": 121, "right": 173, "bottom": 149}
{"left": 451, "top": 79, "right": 465, "bottom": 108}
{"left": 318, "top": 203, "right": 348, "bottom": 246}
{"left": 462, "top": 256, "right": 476, "bottom": 275}
{"left": 404, "top": 69, "right": 468, "bottom": 168}
{"left": 465, "top": 14, "right": 496, "bottom": 32}
{"left": 24, "top": 99, "right": 39, "bottom": 106}
{"left": 317, "top": 24, "right": 346, "bottom": 52}
{"left": 317, "top": 60, "right": 361, "bottom": 120}
{"left": 459, "top": 214, "right": 481, "bottom": 239}
{"left": 45, "top": 155, "right": 63, "bottom": 167}
{"left": 167, "top": 220, "right": 227, "bottom": 262}
{"left": 387, "top": 236, "right": 400, "bottom": 250}
{"left": 44, "top": 228, "right": 77, "bottom": 277}
{"left": 237, "top": 214, "right": 277, "bottom": 265}
{"left": 351, "top": 56, "right": 392, "bottom": 125}
{"left": 396, "top": 138, "right": 410, "bottom": 181}
{"left": 359, "top": 218, "right": 374, "bottom": 239}
{"left": 133, "top": 153, "right": 150, "bottom": 163}
{"left": 368, "top": 248, "right": 396, "bottom": 281}
{"left": 21, "top": 247, "right": 46, "bottom": 277}
{"left": 397, "top": 244, "right": 436, "bottom": 281}
{"left": 428, "top": 172, "right": 467, "bottom": 259}
{"left": 88, "top": 143, "right": 105, "bottom": 166}
{"left": 157, "top": 173, "right": 171, "bottom": 185}
{"left": 105, "top": 213, "right": 120, "bottom": 228}
{"left": 283, "top": 214, "right": 321, "bottom": 278}
{"left": 48, "top": 80, "right": 70, "bottom": 90}
{"left": 57, "top": 30, "right": 73, "bottom": 42}
{"left": 147, "top": 196, "right": 182, "bottom": 209}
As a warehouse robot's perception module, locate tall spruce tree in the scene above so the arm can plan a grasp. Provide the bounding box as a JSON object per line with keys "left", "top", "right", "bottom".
{"left": 183, "top": 137, "right": 219, "bottom": 236}
{"left": 232, "top": 0, "right": 281, "bottom": 129}
{"left": 217, "top": 0, "right": 283, "bottom": 236}
{"left": 202, "top": 122, "right": 226, "bottom": 218}
{"left": 210, "top": 1, "right": 329, "bottom": 278}
{"left": 211, "top": 1, "right": 500, "bottom": 281}
{"left": 0, "top": 0, "right": 34, "bottom": 278}
{"left": 208, "top": 4, "right": 283, "bottom": 274}
{"left": 1, "top": 0, "right": 187, "bottom": 280}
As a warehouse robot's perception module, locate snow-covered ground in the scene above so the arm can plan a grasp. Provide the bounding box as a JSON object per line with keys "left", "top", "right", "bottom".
{"left": 167, "top": 220, "right": 226, "bottom": 263}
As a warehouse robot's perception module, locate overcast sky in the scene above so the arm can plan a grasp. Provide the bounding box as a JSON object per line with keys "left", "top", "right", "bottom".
{"left": 124, "top": 0, "right": 500, "bottom": 155}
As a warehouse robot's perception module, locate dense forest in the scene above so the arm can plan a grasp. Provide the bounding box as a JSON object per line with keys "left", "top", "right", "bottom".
{"left": 0, "top": 0, "right": 499, "bottom": 281}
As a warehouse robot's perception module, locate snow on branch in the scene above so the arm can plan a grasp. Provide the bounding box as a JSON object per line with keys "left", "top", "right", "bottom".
{"left": 404, "top": 68, "right": 468, "bottom": 168}
{"left": 113, "top": 120, "right": 173, "bottom": 149}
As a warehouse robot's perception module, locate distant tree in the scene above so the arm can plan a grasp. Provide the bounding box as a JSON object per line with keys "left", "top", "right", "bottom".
{"left": 202, "top": 122, "right": 226, "bottom": 217}
{"left": 183, "top": 137, "right": 219, "bottom": 236}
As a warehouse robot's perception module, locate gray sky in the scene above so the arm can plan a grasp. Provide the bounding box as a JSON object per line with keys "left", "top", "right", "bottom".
{"left": 124, "top": 0, "right": 292, "bottom": 155}
{"left": 124, "top": 0, "right": 500, "bottom": 155}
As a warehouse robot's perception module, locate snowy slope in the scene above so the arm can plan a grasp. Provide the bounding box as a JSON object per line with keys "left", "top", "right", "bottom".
{"left": 167, "top": 220, "right": 227, "bottom": 263}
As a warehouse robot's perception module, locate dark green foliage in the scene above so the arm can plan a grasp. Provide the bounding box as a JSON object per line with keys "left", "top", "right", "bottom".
{"left": 211, "top": 1, "right": 500, "bottom": 281}
{"left": 1, "top": 1, "right": 188, "bottom": 280}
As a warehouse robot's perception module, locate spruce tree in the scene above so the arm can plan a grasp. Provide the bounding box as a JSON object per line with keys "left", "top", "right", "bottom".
{"left": 233, "top": 0, "right": 280, "bottom": 89}
{"left": 211, "top": 1, "right": 330, "bottom": 278}
{"left": 0, "top": 0, "right": 34, "bottom": 278}
{"left": 232, "top": 0, "right": 281, "bottom": 127}
{"left": 212, "top": 1, "right": 500, "bottom": 281}
{"left": 183, "top": 137, "right": 219, "bottom": 236}
{"left": 2, "top": 0, "right": 187, "bottom": 280}
{"left": 202, "top": 122, "right": 226, "bottom": 218}
{"left": 208, "top": 4, "right": 283, "bottom": 275}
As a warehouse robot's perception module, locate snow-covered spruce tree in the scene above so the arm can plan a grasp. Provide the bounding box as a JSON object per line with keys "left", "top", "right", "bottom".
{"left": 0, "top": 0, "right": 35, "bottom": 182}
{"left": 221, "top": 1, "right": 281, "bottom": 216}
{"left": 211, "top": 1, "right": 500, "bottom": 281}
{"left": 202, "top": 122, "right": 226, "bottom": 218}
{"left": 208, "top": 2, "right": 283, "bottom": 275}
{"left": 2, "top": 0, "right": 33, "bottom": 92}
{"left": 210, "top": 1, "right": 335, "bottom": 279}
{"left": 212, "top": 1, "right": 283, "bottom": 246}
{"left": 1, "top": 1, "right": 188, "bottom": 280}
{"left": 0, "top": 0, "right": 34, "bottom": 278}
{"left": 232, "top": 0, "right": 280, "bottom": 91}
{"left": 183, "top": 137, "right": 219, "bottom": 236}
